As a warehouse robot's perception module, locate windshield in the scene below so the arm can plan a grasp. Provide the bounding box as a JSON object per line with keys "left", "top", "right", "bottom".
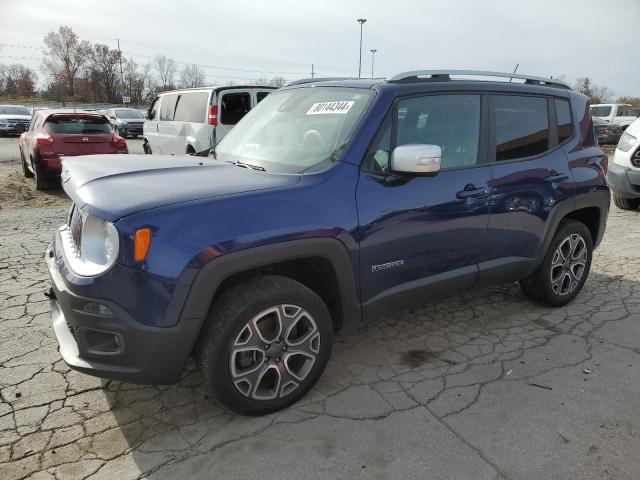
{"left": 215, "top": 87, "right": 374, "bottom": 173}
{"left": 0, "top": 106, "right": 30, "bottom": 116}
{"left": 591, "top": 106, "right": 612, "bottom": 117}
{"left": 114, "top": 108, "right": 144, "bottom": 119}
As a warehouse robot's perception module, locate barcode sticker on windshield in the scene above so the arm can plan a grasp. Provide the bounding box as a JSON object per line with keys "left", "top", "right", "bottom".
{"left": 306, "top": 101, "right": 355, "bottom": 115}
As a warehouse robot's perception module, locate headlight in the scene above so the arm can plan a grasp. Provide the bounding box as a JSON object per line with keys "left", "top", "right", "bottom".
{"left": 617, "top": 132, "right": 637, "bottom": 152}
{"left": 61, "top": 210, "right": 119, "bottom": 276}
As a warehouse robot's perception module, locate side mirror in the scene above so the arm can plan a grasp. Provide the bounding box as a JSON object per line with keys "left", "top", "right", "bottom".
{"left": 391, "top": 144, "right": 441, "bottom": 175}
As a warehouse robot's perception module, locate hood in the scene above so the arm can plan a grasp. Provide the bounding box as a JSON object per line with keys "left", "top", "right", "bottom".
{"left": 0, "top": 114, "right": 31, "bottom": 120}
{"left": 62, "top": 155, "right": 302, "bottom": 222}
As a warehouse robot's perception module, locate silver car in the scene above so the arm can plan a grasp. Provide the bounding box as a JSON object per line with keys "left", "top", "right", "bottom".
{"left": 0, "top": 105, "right": 32, "bottom": 136}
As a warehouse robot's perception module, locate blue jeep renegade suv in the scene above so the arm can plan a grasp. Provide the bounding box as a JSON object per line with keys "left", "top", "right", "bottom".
{"left": 46, "top": 70, "right": 610, "bottom": 415}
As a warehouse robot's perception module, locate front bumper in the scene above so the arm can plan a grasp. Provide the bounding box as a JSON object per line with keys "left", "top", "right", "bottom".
{"left": 606, "top": 161, "right": 640, "bottom": 199}
{"left": 0, "top": 123, "right": 28, "bottom": 134}
{"left": 117, "top": 123, "right": 143, "bottom": 136}
{"left": 46, "top": 236, "right": 199, "bottom": 385}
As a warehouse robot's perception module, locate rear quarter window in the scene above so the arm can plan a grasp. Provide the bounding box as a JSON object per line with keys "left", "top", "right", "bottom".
{"left": 173, "top": 92, "right": 209, "bottom": 123}
{"left": 555, "top": 99, "right": 573, "bottom": 143}
{"left": 44, "top": 117, "right": 112, "bottom": 134}
{"left": 493, "top": 95, "right": 549, "bottom": 161}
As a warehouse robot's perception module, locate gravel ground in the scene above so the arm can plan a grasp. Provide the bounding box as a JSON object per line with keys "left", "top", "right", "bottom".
{"left": 0, "top": 136, "right": 639, "bottom": 479}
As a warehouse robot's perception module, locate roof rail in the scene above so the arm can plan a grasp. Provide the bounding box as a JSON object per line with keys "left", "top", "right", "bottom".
{"left": 285, "top": 77, "right": 359, "bottom": 87}
{"left": 388, "top": 70, "right": 571, "bottom": 90}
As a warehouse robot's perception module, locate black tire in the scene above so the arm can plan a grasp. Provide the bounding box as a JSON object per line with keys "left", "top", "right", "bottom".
{"left": 198, "top": 275, "right": 333, "bottom": 415}
{"left": 33, "top": 159, "right": 54, "bottom": 191}
{"left": 21, "top": 150, "right": 34, "bottom": 178}
{"left": 520, "top": 220, "right": 593, "bottom": 307}
{"left": 613, "top": 194, "right": 640, "bottom": 210}
{"left": 143, "top": 142, "right": 152, "bottom": 154}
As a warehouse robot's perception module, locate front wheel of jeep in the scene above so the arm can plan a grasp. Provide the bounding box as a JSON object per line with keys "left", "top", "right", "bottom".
{"left": 198, "top": 275, "right": 333, "bottom": 415}
{"left": 520, "top": 220, "right": 593, "bottom": 307}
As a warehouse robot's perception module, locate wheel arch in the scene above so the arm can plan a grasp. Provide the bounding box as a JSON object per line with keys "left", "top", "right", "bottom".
{"left": 179, "top": 238, "right": 361, "bottom": 351}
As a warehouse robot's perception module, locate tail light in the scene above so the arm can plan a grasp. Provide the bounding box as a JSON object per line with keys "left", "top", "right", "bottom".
{"left": 601, "top": 156, "right": 608, "bottom": 175}
{"left": 35, "top": 132, "right": 54, "bottom": 145}
{"left": 208, "top": 105, "right": 218, "bottom": 126}
{"left": 111, "top": 132, "right": 127, "bottom": 149}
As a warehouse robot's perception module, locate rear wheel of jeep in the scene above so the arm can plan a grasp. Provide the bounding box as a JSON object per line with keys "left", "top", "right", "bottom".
{"left": 613, "top": 194, "right": 640, "bottom": 210}
{"left": 520, "top": 220, "right": 593, "bottom": 307}
{"left": 198, "top": 275, "right": 333, "bottom": 415}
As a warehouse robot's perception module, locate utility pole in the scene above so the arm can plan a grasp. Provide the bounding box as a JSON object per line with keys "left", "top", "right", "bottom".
{"left": 116, "top": 38, "right": 125, "bottom": 103}
{"left": 370, "top": 49, "right": 377, "bottom": 78}
{"left": 311, "top": 64, "right": 315, "bottom": 79}
{"left": 357, "top": 18, "right": 367, "bottom": 78}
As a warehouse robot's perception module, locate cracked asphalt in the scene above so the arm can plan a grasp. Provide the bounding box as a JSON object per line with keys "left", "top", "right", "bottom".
{"left": 1, "top": 144, "right": 639, "bottom": 478}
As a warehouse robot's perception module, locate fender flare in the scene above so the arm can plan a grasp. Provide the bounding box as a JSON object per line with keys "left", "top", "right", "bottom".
{"left": 176, "top": 238, "right": 361, "bottom": 352}
{"left": 532, "top": 190, "right": 610, "bottom": 273}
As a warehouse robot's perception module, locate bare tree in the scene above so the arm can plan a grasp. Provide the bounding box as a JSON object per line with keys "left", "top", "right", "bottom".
{"left": 87, "top": 44, "right": 121, "bottom": 102}
{"left": 574, "top": 77, "right": 615, "bottom": 104}
{"left": 0, "top": 64, "right": 37, "bottom": 97}
{"left": 269, "top": 76, "right": 287, "bottom": 88}
{"left": 153, "top": 55, "right": 176, "bottom": 91}
{"left": 591, "top": 84, "right": 615, "bottom": 104}
{"left": 42, "top": 26, "right": 91, "bottom": 98}
{"left": 574, "top": 77, "right": 593, "bottom": 97}
{"left": 179, "top": 64, "right": 206, "bottom": 88}
{"left": 254, "top": 77, "right": 270, "bottom": 86}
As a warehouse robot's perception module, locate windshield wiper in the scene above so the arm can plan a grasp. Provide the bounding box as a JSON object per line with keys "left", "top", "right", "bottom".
{"left": 235, "top": 160, "right": 266, "bottom": 171}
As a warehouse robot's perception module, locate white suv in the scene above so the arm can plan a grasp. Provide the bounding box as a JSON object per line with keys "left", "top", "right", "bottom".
{"left": 606, "top": 117, "right": 640, "bottom": 210}
{"left": 143, "top": 86, "right": 274, "bottom": 155}
{"left": 591, "top": 103, "right": 638, "bottom": 131}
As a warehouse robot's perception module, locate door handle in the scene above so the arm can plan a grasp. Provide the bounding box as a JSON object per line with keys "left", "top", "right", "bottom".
{"left": 456, "top": 184, "right": 489, "bottom": 200}
{"left": 545, "top": 172, "right": 569, "bottom": 183}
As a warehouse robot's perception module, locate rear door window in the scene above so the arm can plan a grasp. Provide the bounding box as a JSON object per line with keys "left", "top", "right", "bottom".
{"left": 173, "top": 92, "right": 209, "bottom": 123}
{"left": 160, "top": 94, "right": 178, "bottom": 121}
{"left": 555, "top": 99, "right": 573, "bottom": 143}
{"left": 493, "top": 95, "right": 549, "bottom": 161}
{"left": 44, "top": 117, "right": 112, "bottom": 134}
{"left": 220, "top": 92, "right": 251, "bottom": 125}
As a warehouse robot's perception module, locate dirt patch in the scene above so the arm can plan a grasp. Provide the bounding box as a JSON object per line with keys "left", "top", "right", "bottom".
{"left": 0, "top": 165, "right": 70, "bottom": 210}
{"left": 400, "top": 349, "right": 441, "bottom": 368}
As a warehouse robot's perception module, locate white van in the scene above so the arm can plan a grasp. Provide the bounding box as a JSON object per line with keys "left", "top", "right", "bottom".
{"left": 143, "top": 86, "right": 275, "bottom": 155}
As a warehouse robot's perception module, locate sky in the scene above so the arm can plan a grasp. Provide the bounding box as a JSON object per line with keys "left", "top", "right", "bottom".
{"left": 1, "top": 0, "right": 639, "bottom": 97}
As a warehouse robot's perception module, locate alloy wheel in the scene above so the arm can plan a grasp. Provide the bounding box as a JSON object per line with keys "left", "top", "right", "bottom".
{"left": 550, "top": 233, "right": 587, "bottom": 296}
{"left": 229, "top": 304, "right": 320, "bottom": 401}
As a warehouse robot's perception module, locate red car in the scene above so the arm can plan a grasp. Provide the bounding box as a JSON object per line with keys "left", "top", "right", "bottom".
{"left": 19, "top": 110, "right": 128, "bottom": 190}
